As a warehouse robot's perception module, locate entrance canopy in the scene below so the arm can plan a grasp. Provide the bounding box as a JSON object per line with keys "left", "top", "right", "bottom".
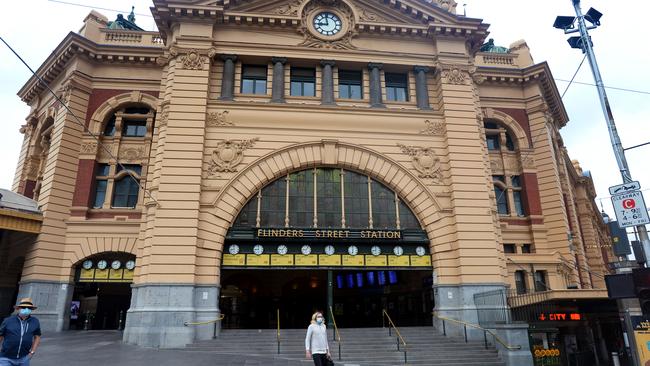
{"left": 224, "top": 168, "right": 431, "bottom": 269}
{"left": 0, "top": 189, "right": 42, "bottom": 234}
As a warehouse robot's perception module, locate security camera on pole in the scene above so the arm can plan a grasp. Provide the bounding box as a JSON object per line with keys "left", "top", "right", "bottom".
{"left": 555, "top": 1, "right": 650, "bottom": 365}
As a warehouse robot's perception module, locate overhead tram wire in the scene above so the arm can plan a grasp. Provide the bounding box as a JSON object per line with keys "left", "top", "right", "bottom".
{"left": 561, "top": 54, "right": 586, "bottom": 99}
{"left": 0, "top": 36, "right": 160, "bottom": 207}
{"left": 555, "top": 79, "right": 650, "bottom": 96}
{"left": 47, "top": 0, "right": 154, "bottom": 18}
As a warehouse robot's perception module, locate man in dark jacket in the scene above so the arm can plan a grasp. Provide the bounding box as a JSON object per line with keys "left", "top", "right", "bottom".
{"left": 0, "top": 298, "right": 41, "bottom": 366}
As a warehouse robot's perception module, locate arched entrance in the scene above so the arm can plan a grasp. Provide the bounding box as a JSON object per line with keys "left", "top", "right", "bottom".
{"left": 220, "top": 167, "right": 434, "bottom": 329}
{"left": 70, "top": 252, "right": 136, "bottom": 330}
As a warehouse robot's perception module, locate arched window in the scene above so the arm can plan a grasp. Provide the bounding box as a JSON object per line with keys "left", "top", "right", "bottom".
{"left": 493, "top": 175, "right": 526, "bottom": 217}
{"left": 232, "top": 168, "right": 421, "bottom": 230}
{"left": 111, "top": 165, "right": 141, "bottom": 208}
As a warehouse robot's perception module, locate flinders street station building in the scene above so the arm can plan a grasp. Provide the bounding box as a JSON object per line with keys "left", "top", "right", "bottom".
{"left": 1, "top": 0, "right": 623, "bottom": 364}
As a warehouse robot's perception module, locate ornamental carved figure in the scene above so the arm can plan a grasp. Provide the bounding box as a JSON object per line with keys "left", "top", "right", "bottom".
{"left": 207, "top": 111, "right": 234, "bottom": 127}
{"left": 357, "top": 7, "right": 386, "bottom": 22}
{"left": 181, "top": 49, "right": 205, "bottom": 70}
{"left": 158, "top": 110, "right": 168, "bottom": 127}
{"left": 207, "top": 138, "right": 259, "bottom": 175}
{"left": 397, "top": 144, "right": 443, "bottom": 182}
{"left": 420, "top": 119, "right": 446, "bottom": 136}
{"left": 271, "top": 0, "right": 302, "bottom": 16}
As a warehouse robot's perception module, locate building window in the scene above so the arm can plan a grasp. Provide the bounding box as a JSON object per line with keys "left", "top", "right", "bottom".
{"left": 385, "top": 73, "right": 408, "bottom": 101}
{"left": 232, "top": 168, "right": 420, "bottom": 230}
{"left": 515, "top": 270, "right": 527, "bottom": 294}
{"left": 104, "top": 116, "right": 116, "bottom": 136}
{"left": 521, "top": 244, "right": 532, "bottom": 253}
{"left": 503, "top": 244, "right": 516, "bottom": 254}
{"left": 92, "top": 163, "right": 110, "bottom": 208}
{"left": 111, "top": 165, "right": 141, "bottom": 208}
{"left": 290, "top": 67, "right": 316, "bottom": 97}
{"left": 512, "top": 176, "right": 526, "bottom": 216}
{"left": 493, "top": 175, "right": 509, "bottom": 215}
{"left": 534, "top": 271, "right": 548, "bottom": 292}
{"left": 338, "top": 70, "right": 362, "bottom": 99}
{"left": 122, "top": 119, "right": 147, "bottom": 137}
{"left": 241, "top": 65, "right": 267, "bottom": 95}
{"left": 484, "top": 120, "right": 516, "bottom": 152}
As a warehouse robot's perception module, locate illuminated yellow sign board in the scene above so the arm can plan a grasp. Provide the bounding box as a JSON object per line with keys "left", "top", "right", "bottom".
{"left": 388, "top": 255, "right": 410, "bottom": 266}
{"left": 246, "top": 254, "right": 270, "bottom": 266}
{"left": 271, "top": 255, "right": 295, "bottom": 266}
{"left": 295, "top": 255, "right": 318, "bottom": 266}
{"left": 109, "top": 269, "right": 124, "bottom": 281}
{"left": 223, "top": 254, "right": 246, "bottom": 266}
{"left": 318, "top": 255, "right": 341, "bottom": 266}
{"left": 410, "top": 255, "right": 432, "bottom": 267}
{"left": 342, "top": 255, "right": 364, "bottom": 266}
{"left": 79, "top": 269, "right": 95, "bottom": 282}
{"left": 94, "top": 269, "right": 109, "bottom": 280}
{"left": 365, "top": 255, "right": 388, "bottom": 267}
{"left": 123, "top": 269, "right": 134, "bottom": 281}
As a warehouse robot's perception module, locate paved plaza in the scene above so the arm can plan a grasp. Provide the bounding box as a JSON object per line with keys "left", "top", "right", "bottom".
{"left": 29, "top": 331, "right": 309, "bottom": 366}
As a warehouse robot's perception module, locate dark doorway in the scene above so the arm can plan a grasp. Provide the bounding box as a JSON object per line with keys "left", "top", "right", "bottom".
{"left": 70, "top": 282, "right": 131, "bottom": 330}
{"left": 220, "top": 269, "right": 433, "bottom": 329}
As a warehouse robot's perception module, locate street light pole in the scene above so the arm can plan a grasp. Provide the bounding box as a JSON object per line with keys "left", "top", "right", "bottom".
{"left": 569, "top": 0, "right": 650, "bottom": 261}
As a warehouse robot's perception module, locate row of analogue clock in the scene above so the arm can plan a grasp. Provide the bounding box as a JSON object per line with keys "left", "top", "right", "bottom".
{"left": 81, "top": 259, "right": 136, "bottom": 271}
{"left": 229, "top": 244, "right": 428, "bottom": 257}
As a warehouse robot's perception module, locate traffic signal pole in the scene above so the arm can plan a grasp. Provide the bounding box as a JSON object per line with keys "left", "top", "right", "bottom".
{"left": 571, "top": 0, "right": 650, "bottom": 262}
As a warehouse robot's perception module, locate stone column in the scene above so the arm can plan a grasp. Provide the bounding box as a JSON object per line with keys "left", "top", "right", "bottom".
{"left": 320, "top": 60, "right": 336, "bottom": 105}
{"left": 368, "top": 62, "right": 384, "bottom": 108}
{"left": 219, "top": 54, "right": 237, "bottom": 101}
{"left": 271, "top": 57, "right": 287, "bottom": 103}
{"left": 414, "top": 66, "right": 431, "bottom": 109}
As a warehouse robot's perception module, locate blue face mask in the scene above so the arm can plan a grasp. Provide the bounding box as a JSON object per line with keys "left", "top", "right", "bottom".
{"left": 316, "top": 317, "right": 323, "bottom": 325}
{"left": 19, "top": 308, "right": 32, "bottom": 317}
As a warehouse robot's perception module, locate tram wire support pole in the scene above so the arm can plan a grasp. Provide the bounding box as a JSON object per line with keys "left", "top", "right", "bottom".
{"left": 554, "top": 0, "right": 650, "bottom": 264}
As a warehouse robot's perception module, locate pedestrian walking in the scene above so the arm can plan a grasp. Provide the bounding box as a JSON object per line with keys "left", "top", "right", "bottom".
{"left": 0, "top": 298, "right": 41, "bottom": 366}
{"left": 305, "top": 311, "right": 331, "bottom": 366}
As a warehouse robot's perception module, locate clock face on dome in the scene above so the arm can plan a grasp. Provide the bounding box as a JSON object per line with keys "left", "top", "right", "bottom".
{"left": 313, "top": 12, "right": 342, "bottom": 36}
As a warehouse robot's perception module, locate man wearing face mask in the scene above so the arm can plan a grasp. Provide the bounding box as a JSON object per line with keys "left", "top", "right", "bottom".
{"left": 0, "top": 298, "right": 41, "bottom": 366}
{"left": 305, "top": 311, "right": 331, "bottom": 366}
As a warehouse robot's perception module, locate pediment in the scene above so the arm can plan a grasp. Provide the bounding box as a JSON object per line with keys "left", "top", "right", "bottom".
{"left": 224, "top": 0, "right": 463, "bottom": 26}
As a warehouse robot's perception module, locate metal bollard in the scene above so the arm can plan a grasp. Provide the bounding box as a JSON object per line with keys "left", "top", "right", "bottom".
{"left": 464, "top": 324, "right": 467, "bottom": 343}
{"left": 84, "top": 312, "right": 90, "bottom": 330}
{"left": 118, "top": 311, "right": 124, "bottom": 331}
{"left": 611, "top": 352, "right": 620, "bottom": 366}
{"left": 442, "top": 320, "right": 446, "bottom": 336}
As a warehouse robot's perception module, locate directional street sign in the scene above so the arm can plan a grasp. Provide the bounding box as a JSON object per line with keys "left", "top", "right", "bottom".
{"left": 611, "top": 190, "right": 650, "bottom": 228}
{"left": 609, "top": 181, "right": 641, "bottom": 196}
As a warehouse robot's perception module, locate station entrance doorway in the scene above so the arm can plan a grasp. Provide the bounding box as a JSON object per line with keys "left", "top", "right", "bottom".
{"left": 220, "top": 268, "right": 433, "bottom": 329}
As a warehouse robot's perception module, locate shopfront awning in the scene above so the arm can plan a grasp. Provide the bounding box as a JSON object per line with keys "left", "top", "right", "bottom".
{"left": 0, "top": 189, "right": 42, "bottom": 234}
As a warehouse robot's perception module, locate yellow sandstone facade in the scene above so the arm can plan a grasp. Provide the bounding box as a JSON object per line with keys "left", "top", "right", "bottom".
{"left": 6, "top": 0, "right": 614, "bottom": 349}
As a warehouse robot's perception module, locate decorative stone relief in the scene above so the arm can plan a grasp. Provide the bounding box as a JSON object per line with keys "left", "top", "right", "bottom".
{"left": 158, "top": 110, "right": 169, "bottom": 127}
{"left": 207, "top": 138, "right": 259, "bottom": 175}
{"left": 490, "top": 159, "right": 503, "bottom": 172}
{"left": 119, "top": 146, "right": 146, "bottom": 161}
{"left": 298, "top": 0, "right": 357, "bottom": 50}
{"left": 503, "top": 155, "right": 521, "bottom": 171}
{"left": 80, "top": 142, "right": 98, "bottom": 154}
{"left": 431, "top": 0, "right": 458, "bottom": 13}
{"left": 441, "top": 66, "right": 469, "bottom": 85}
{"left": 181, "top": 49, "right": 205, "bottom": 70}
{"left": 420, "top": 119, "right": 446, "bottom": 136}
{"left": 97, "top": 144, "right": 114, "bottom": 160}
{"left": 207, "top": 111, "right": 234, "bottom": 127}
{"left": 271, "top": 0, "right": 302, "bottom": 16}
{"left": 397, "top": 144, "right": 443, "bottom": 182}
{"left": 521, "top": 155, "right": 535, "bottom": 170}
{"left": 357, "top": 7, "right": 386, "bottom": 22}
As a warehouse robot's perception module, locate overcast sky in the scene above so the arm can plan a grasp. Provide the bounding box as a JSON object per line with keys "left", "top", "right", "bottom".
{"left": 1, "top": 0, "right": 648, "bottom": 224}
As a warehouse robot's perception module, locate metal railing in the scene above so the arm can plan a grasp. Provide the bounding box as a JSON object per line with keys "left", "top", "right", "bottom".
{"left": 432, "top": 313, "right": 522, "bottom": 351}
{"left": 328, "top": 306, "right": 342, "bottom": 361}
{"left": 276, "top": 308, "right": 281, "bottom": 354}
{"left": 382, "top": 309, "right": 408, "bottom": 363}
{"left": 183, "top": 314, "right": 225, "bottom": 339}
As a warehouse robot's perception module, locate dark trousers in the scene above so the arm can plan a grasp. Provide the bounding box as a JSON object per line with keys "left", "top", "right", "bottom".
{"left": 312, "top": 353, "right": 328, "bottom": 366}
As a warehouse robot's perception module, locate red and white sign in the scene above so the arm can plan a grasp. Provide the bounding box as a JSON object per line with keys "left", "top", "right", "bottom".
{"left": 611, "top": 191, "right": 650, "bottom": 228}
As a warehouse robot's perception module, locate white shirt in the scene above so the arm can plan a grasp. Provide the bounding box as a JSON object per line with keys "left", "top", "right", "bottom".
{"left": 305, "top": 323, "right": 329, "bottom": 354}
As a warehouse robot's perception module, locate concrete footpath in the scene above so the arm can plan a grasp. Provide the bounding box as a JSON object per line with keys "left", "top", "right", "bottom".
{"left": 29, "top": 331, "right": 309, "bottom": 366}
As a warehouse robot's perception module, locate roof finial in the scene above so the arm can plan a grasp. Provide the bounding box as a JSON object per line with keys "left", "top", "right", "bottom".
{"left": 128, "top": 6, "right": 136, "bottom": 23}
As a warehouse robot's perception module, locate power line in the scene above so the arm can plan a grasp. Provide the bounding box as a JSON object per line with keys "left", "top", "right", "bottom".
{"left": 0, "top": 36, "right": 159, "bottom": 206}
{"left": 47, "top": 0, "right": 154, "bottom": 18}
{"left": 561, "top": 55, "right": 586, "bottom": 99}
{"left": 555, "top": 78, "right": 650, "bottom": 96}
